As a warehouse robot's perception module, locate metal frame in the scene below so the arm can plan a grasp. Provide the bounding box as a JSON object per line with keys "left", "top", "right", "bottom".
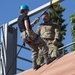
{"left": 0, "top": 26, "right": 6, "bottom": 75}
{"left": 0, "top": 0, "right": 64, "bottom": 27}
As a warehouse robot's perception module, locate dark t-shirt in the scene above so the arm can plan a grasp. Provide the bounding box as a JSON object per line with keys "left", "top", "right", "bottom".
{"left": 18, "top": 13, "right": 32, "bottom": 32}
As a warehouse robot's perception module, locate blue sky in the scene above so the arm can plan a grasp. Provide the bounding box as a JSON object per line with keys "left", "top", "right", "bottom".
{"left": 0, "top": 0, "right": 75, "bottom": 74}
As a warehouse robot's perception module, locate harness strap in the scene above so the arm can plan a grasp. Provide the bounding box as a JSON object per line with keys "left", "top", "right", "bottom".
{"left": 34, "top": 35, "right": 39, "bottom": 42}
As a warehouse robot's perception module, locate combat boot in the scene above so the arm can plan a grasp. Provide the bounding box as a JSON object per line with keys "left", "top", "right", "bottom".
{"left": 32, "top": 59, "right": 41, "bottom": 70}
{"left": 47, "top": 57, "right": 57, "bottom": 64}
{"left": 37, "top": 56, "right": 45, "bottom": 66}
{"left": 43, "top": 54, "right": 49, "bottom": 64}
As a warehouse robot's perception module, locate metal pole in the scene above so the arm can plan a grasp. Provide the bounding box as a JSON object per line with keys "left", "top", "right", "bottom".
{"left": 17, "top": 56, "right": 32, "bottom": 63}
{"left": 6, "top": 0, "right": 64, "bottom": 26}
{"left": 58, "top": 42, "right": 75, "bottom": 50}
{"left": 17, "top": 44, "right": 31, "bottom": 51}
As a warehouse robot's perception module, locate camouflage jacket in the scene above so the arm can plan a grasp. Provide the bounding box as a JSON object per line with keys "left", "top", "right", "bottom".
{"left": 36, "top": 22, "right": 60, "bottom": 40}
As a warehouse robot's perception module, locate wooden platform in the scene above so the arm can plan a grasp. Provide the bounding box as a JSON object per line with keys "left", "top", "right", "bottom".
{"left": 17, "top": 51, "right": 75, "bottom": 75}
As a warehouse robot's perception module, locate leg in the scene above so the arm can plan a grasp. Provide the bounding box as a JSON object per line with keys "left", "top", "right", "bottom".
{"left": 48, "top": 44, "right": 58, "bottom": 63}
{"left": 20, "top": 31, "right": 40, "bottom": 70}
{"left": 37, "top": 49, "right": 44, "bottom": 66}
{"left": 29, "top": 44, "right": 41, "bottom": 70}
{"left": 35, "top": 37, "right": 49, "bottom": 65}
{"left": 26, "top": 30, "right": 49, "bottom": 65}
{"left": 48, "top": 44, "right": 57, "bottom": 58}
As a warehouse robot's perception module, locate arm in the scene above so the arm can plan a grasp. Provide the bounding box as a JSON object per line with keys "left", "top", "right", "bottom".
{"left": 24, "top": 20, "right": 30, "bottom": 31}
{"left": 24, "top": 19, "right": 31, "bottom": 36}
{"left": 52, "top": 24, "right": 60, "bottom": 45}
{"left": 54, "top": 26, "right": 60, "bottom": 41}
{"left": 31, "top": 18, "right": 40, "bottom": 27}
{"left": 36, "top": 25, "right": 41, "bottom": 36}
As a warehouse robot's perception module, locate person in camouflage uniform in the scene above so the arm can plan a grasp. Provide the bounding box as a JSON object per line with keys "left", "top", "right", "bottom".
{"left": 18, "top": 5, "right": 49, "bottom": 70}
{"left": 36, "top": 11, "right": 60, "bottom": 65}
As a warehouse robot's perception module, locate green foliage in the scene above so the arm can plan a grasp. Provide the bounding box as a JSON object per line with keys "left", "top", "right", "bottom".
{"left": 48, "top": 4, "right": 68, "bottom": 55}
{"left": 70, "top": 13, "right": 75, "bottom": 51}
{"left": 48, "top": 4, "right": 67, "bottom": 46}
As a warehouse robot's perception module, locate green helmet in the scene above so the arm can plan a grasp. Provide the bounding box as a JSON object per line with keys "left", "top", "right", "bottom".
{"left": 20, "top": 5, "right": 29, "bottom": 11}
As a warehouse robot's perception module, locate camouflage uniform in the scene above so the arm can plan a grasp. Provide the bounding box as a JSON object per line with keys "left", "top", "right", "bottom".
{"left": 18, "top": 11, "right": 49, "bottom": 70}
{"left": 36, "top": 22, "right": 60, "bottom": 64}
{"left": 20, "top": 30, "right": 49, "bottom": 69}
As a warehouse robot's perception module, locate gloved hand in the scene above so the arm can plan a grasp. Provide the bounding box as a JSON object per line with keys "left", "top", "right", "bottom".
{"left": 31, "top": 17, "right": 40, "bottom": 27}
{"left": 33, "top": 17, "right": 40, "bottom": 24}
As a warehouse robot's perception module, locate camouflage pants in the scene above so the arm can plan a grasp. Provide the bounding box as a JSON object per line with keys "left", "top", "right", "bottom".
{"left": 37, "top": 39, "right": 58, "bottom": 65}
{"left": 43, "top": 39, "right": 58, "bottom": 58}
{"left": 20, "top": 30, "right": 48, "bottom": 67}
